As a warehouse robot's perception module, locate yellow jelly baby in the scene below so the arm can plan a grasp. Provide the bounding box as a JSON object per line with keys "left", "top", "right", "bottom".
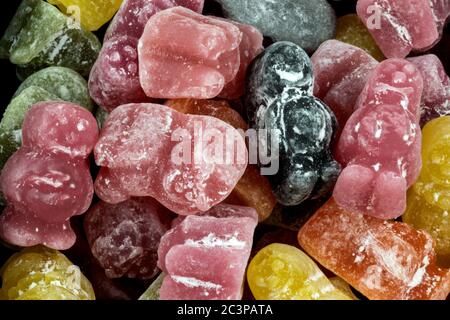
{"left": 0, "top": 246, "right": 95, "bottom": 300}
{"left": 247, "top": 243, "right": 353, "bottom": 300}
{"left": 48, "top": 0, "right": 123, "bottom": 31}
{"left": 404, "top": 116, "right": 450, "bottom": 267}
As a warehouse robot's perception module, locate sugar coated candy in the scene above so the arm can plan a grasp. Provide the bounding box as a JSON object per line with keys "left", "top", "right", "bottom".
{"left": 298, "top": 199, "right": 450, "bottom": 300}
{"left": 335, "top": 14, "right": 384, "bottom": 61}
{"left": 312, "top": 40, "right": 378, "bottom": 133}
{"left": 246, "top": 41, "right": 341, "bottom": 206}
{"left": 215, "top": 0, "right": 336, "bottom": 53}
{"left": 247, "top": 243, "right": 353, "bottom": 300}
{"left": 15, "top": 66, "right": 94, "bottom": 111}
{"left": 0, "top": 102, "right": 98, "bottom": 250}
{"left": 0, "top": 246, "right": 95, "bottom": 300}
{"left": 94, "top": 103, "right": 247, "bottom": 215}
{"left": 218, "top": 20, "right": 263, "bottom": 99}
{"left": 104, "top": 0, "right": 205, "bottom": 41}
{"left": 166, "top": 99, "right": 276, "bottom": 221}
{"left": 84, "top": 197, "right": 171, "bottom": 279}
{"left": 356, "top": 0, "right": 440, "bottom": 58}
{"left": 89, "top": 0, "right": 204, "bottom": 111}
{"left": 47, "top": 0, "right": 123, "bottom": 31}
{"left": 1, "top": 0, "right": 101, "bottom": 77}
{"left": 334, "top": 59, "right": 423, "bottom": 219}
{"left": 0, "top": 86, "right": 60, "bottom": 170}
{"left": 157, "top": 204, "right": 258, "bottom": 300}
{"left": 407, "top": 54, "right": 450, "bottom": 126}
{"left": 138, "top": 7, "right": 260, "bottom": 99}
{"left": 404, "top": 116, "right": 450, "bottom": 267}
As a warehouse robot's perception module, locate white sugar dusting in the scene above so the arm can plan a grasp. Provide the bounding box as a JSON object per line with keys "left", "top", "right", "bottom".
{"left": 172, "top": 276, "right": 222, "bottom": 290}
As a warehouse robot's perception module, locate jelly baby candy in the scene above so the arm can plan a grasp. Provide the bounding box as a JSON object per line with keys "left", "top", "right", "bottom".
{"left": 94, "top": 103, "right": 247, "bottom": 215}
{"left": 84, "top": 197, "right": 172, "bottom": 279}
{"left": 431, "top": 0, "right": 450, "bottom": 38}
{"left": 356, "top": 0, "right": 440, "bottom": 58}
{"left": 139, "top": 272, "right": 165, "bottom": 300}
{"left": 0, "top": 246, "right": 95, "bottom": 300}
{"left": 138, "top": 7, "right": 254, "bottom": 99}
{"left": 215, "top": 0, "right": 336, "bottom": 53}
{"left": 0, "top": 86, "right": 60, "bottom": 170}
{"left": 47, "top": 0, "right": 123, "bottom": 31}
{"left": 404, "top": 116, "right": 450, "bottom": 267}
{"left": 89, "top": 0, "right": 204, "bottom": 111}
{"left": 335, "top": 14, "right": 384, "bottom": 61}
{"left": 407, "top": 54, "right": 450, "bottom": 126}
{"left": 329, "top": 277, "right": 359, "bottom": 300}
{"left": 1, "top": 0, "right": 100, "bottom": 77}
{"left": 0, "top": 102, "right": 98, "bottom": 250}
{"left": 15, "top": 66, "right": 94, "bottom": 111}
{"left": 88, "top": 35, "right": 150, "bottom": 112}
{"left": 158, "top": 204, "right": 258, "bottom": 300}
{"left": 104, "top": 0, "right": 205, "bottom": 41}
{"left": 312, "top": 40, "right": 378, "bottom": 133}
{"left": 246, "top": 41, "right": 341, "bottom": 206}
{"left": 333, "top": 59, "right": 423, "bottom": 219}
{"left": 247, "top": 243, "right": 352, "bottom": 300}
{"left": 298, "top": 199, "right": 450, "bottom": 300}
{"left": 166, "top": 99, "right": 276, "bottom": 221}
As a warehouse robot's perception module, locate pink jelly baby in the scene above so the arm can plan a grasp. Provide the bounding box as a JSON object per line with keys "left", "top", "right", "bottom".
{"left": 138, "top": 7, "right": 259, "bottom": 99}
{"left": 312, "top": 40, "right": 378, "bottom": 133}
{"left": 89, "top": 0, "right": 205, "bottom": 111}
{"left": 407, "top": 54, "right": 450, "bottom": 126}
{"left": 333, "top": 59, "right": 423, "bottom": 219}
{"left": 357, "top": 0, "right": 442, "bottom": 58}
{"left": 94, "top": 103, "right": 248, "bottom": 215}
{"left": 0, "top": 102, "right": 98, "bottom": 250}
{"left": 84, "top": 197, "right": 173, "bottom": 280}
{"left": 157, "top": 204, "right": 258, "bottom": 300}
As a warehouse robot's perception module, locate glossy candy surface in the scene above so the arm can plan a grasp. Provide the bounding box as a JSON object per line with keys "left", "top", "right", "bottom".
{"left": 0, "top": 246, "right": 95, "bottom": 300}
{"left": 299, "top": 199, "right": 450, "bottom": 300}
{"left": 404, "top": 116, "right": 450, "bottom": 267}
{"left": 247, "top": 243, "right": 353, "bottom": 300}
{"left": 246, "top": 41, "right": 341, "bottom": 206}
{"left": 0, "top": 102, "right": 98, "bottom": 250}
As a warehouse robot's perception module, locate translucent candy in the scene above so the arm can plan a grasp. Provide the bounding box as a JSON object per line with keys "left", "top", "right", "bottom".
{"left": 0, "top": 0, "right": 100, "bottom": 76}
{"left": 104, "top": 0, "right": 205, "bottom": 41}
{"left": 94, "top": 103, "right": 247, "bottom": 215}
{"left": 89, "top": 0, "right": 204, "bottom": 111}
{"left": 404, "top": 116, "right": 450, "bottom": 267}
{"left": 247, "top": 243, "right": 353, "bottom": 300}
{"left": 138, "top": 7, "right": 245, "bottom": 99}
{"left": 158, "top": 204, "right": 258, "bottom": 300}
{"left": 47, "top": 0, "right": 123, "bottom": 31}
{"left": 334, "top": 59, "right": 423, "bottom": 219}
{"left": 215, "top": 0, "right": 336, "bottom": 53}
{"left": 312, "top": 40, "right": 378, "bottom": 134}
{"left": 335, "top": 14, "right": 384, "bottom": 61}
{"left": 0, "top": 86, "right": 60, "bottom": 169}
{"left": 0, "top": 102, "right": 98, "bottom": 250}
{"left": 407, "top": 54, "right": 450, "bottom": 126}
{"left": 246, "top": 41, "right": 341, "bottom": 206}
{"left": 357, "top": 0, "right": 439, "bottom": 58}
{"left": 84, "top": 197, "right": 172, "bottom": 279}
{"left": 166, "top": 99, "right": 276, "bottom": 221}
{"left": 298, "top": 199, "right": 450, "bottom": 300}
{"left": 0, "top": 246, "right": 95, "bottom": 300}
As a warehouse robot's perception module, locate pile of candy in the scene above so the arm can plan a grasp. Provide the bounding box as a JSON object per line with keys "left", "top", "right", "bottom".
{"left": 0, "top": 0, "right": 450, "bottom": 301}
